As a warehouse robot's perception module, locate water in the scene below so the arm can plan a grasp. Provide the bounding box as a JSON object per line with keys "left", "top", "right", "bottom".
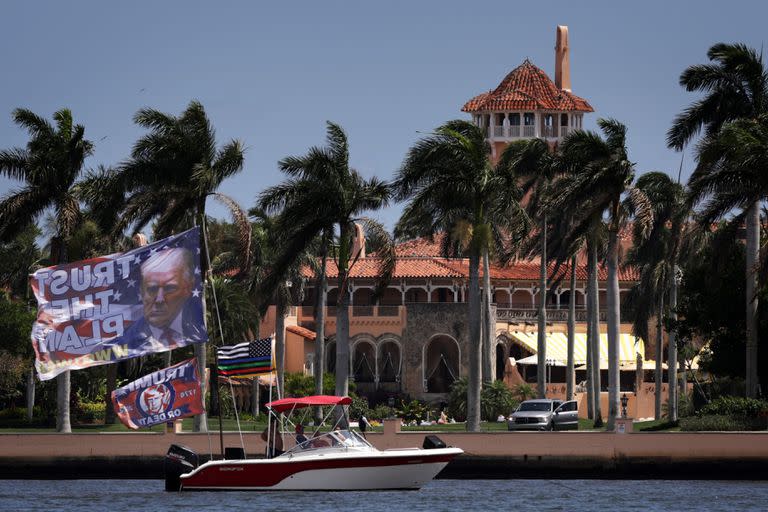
{"left": 1, "top": 479, "right": 767, "bottom": 511}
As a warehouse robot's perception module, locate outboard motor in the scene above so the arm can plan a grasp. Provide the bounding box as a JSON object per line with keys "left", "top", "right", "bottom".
{"left": 164, "top": 444, "right": 199, "bottom": 492}
{"left": 422, "top": 435, "right": 447, "bottom": 449}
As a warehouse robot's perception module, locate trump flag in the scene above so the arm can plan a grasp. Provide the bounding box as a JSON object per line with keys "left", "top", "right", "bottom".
{"left": 111, "top": 358, "right": 204, "bottom": 430}
{"left": 30, "top": 227, "right": 208, "bottom": 381}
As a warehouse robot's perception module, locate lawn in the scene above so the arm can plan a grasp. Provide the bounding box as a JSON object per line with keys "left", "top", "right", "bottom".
{"left": 0, "top": 417, "right": 677, "bottom": 433}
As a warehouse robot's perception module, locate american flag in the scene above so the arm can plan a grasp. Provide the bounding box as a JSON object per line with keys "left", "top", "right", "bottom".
{"left": 217, "top": 337, "right": 274, "bottom": 378}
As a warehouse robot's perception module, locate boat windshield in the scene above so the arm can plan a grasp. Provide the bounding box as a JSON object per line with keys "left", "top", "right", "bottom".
{"left": 286, "top": 429, "right": 372, "bottom": 455}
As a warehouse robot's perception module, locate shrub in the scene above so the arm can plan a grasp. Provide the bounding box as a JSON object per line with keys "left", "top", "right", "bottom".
{"left": 514, "top": 383, "right": 537, "bottom": 402}
{"left": 446, "top": 378, "right": 468, "bottom": 422}
{"left": 395, "top": 399, "right": 431, "bottom": 424}
{"left": 698, "top": 396, "right": 768, "bottom": 418}
{"left": 369, "top": 404, "right": 392, "bottom": 421}
{"left": 481, "top": 380, "right": 518, "bottom": 421}
{"left": 77, "top": 401, "right": 106, "bottom": 422}
{"left": 349, "top": 395, "right": 370, "bottom": 421}
{"left": 679, "top": 414, "right": 764, "bottom": 431}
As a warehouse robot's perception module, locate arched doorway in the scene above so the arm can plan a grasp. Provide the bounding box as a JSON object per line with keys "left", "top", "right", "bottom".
{"left": 423, "top": 335, "right": 460, "bottom": 393}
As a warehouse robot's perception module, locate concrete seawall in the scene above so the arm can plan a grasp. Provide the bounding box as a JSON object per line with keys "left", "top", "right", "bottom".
{"left": 2, "top": 422, "right": 767, "bottom": 479}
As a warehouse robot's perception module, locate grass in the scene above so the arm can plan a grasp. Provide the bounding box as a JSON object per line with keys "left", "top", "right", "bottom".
{"left": 0, "top": 417, "right": 682, "bottom": 433}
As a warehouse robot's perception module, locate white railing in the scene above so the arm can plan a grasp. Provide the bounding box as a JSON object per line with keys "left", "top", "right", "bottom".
{"left": 560, "top": 126, "right": 571, "bottom": 138}
{"left": 522, "top": 125, "right": 535, "bottom": 137}
{"left": 509, "top": 125, "right": 521, "bottom": 137}
{"left": 542, "top": 125, "right": 556, "bottom": 138}
{"left": 493, "top": 126, "right": 505, "bottom": 137}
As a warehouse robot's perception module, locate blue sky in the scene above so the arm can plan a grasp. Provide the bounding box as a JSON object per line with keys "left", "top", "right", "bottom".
{"left": 1, "top": 1, "right": 767, "bottom": 234}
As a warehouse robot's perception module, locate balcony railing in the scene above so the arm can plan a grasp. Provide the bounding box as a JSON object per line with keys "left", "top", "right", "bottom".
{"left": 522, "top": 125, "right": 535, "bottom": 137}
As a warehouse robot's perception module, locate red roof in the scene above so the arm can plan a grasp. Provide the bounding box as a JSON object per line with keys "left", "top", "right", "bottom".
{"left": 462, "top": 60, "right": 593, "bottom": 113}
{"left": 302, "top": 234, "right": 638, "bottom": 282}
{"left": 266, "top": 395, "right": 352, "bottom": 413}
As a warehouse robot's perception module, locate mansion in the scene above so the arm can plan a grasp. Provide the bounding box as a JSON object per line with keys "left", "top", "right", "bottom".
{"left": 260, "top": 26, "right": 665, "bottom": 419}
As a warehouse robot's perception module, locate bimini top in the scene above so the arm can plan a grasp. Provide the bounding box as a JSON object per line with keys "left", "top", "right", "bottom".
{"left": 266, "top": 395, "right": 352, "bottom": 413}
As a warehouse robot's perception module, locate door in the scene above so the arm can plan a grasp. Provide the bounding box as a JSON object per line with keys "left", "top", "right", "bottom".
{"left": 553, "top": 400, "right": 579, "bottom": 430}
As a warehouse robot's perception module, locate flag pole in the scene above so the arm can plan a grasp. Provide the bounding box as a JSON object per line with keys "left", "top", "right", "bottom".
{"left": 213, "top": 352, "right": 225, "bottom": 459}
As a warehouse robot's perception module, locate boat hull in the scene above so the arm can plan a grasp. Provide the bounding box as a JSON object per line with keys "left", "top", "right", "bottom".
{"left": 178, "top": 448, "right": 462, "bottom": 491}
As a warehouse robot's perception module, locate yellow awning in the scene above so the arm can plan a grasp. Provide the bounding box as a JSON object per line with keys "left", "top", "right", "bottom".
{"left": 509, "top": 332, "right": 645, "bottom": 366}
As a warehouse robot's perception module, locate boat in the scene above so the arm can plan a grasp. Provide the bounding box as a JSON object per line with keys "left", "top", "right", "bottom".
{"left": 164, "top": 395, "right": 463, "bottom": 491}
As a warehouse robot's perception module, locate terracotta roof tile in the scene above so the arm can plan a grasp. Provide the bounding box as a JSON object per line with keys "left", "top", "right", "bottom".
{"left": 462, "top": 60, "right": 593, "bottom": 113}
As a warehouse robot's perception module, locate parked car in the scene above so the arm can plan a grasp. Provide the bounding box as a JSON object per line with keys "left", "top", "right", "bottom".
{"left": 507, "top": 399, "right": 578, "bottom": 431}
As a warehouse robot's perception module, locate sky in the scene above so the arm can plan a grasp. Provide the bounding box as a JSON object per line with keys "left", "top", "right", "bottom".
{"left": 1, "top": 0, "right": 767, "bottom": 235}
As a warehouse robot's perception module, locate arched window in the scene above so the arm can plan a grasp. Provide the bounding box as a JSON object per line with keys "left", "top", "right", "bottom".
{"left": 353, "top": 341, "right": 376, "bottom": 382}
{"left": 326, "top": 340, "right": 337, "bottom": 374}
{"left": 378, "top": 341, "right": 401, "bottom": 383}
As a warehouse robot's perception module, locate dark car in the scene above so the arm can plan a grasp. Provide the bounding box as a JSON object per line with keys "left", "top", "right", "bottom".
{"left": 507, "top": 399, "right": 579, "bottom": 431}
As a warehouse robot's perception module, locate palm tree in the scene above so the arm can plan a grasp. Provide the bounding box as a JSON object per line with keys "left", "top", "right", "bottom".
{"left": 625, "top": 172, "right": 687, "bottom": 420}
{"left": 0, "top": 108, "right": 94, "bottom": 432}
{"left": 260, "top": 121, "right": 394, "bottom": 405}
{"left": 393, "top": 120, "right": 529, "bottom": 431}
{"left": 114, "top": 100, "right": 250, "bottom": 431}
{"left": 553, "top": 118, "right": 652, "bottom": 430}
{"left": 668, "top": 43, "right": 768, "bottom": 399}
{"left": 499, "top": 138, "right": 561, "bottom": 398}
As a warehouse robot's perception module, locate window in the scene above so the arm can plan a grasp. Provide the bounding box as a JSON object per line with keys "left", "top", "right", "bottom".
{"left": 523, "top": 112, "right": 535, "bottom": 125}
{"left": 510, "top": 113, "right": 520, "bottom": 125}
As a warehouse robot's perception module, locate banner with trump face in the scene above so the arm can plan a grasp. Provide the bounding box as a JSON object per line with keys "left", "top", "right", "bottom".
{"left": 30, "top": 227, "right": 208, "bottom": 381}
{"left": 111, "top": 358, "right": 204, "bottom": 429}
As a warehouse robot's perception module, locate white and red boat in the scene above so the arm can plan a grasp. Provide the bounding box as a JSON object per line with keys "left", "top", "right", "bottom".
{"left": 164, "top": 395, "right": 463, "bottom": 491}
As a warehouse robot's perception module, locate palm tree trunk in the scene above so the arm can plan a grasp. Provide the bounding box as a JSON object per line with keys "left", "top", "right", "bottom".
{"left": 589, "top": 242, "right": 603, "bottom": 426}
{"left": 745, "top": 201, "right": 760, "bottom": 398}
{"left": 566, "top": 256, "right": 576, "bottom": 401}
{"left": 667, "top": 266, "right": 679, "bottom": 422}
{"left": 276, "top": 302, "right": 287, "bottom": 397}
{"left": 314, "top": 239, "right": 328, "bottom": 423}
{"left": 606, "top": 228, "right": 621, "bottom": 431}
{"left": 51, "top": 238, "right": 71, "bottom": 433}
{"left": 193, "top": 208, "right": 210, "bottom": 432}
{"left": 335, "top": 225, "right": 351, "bottom": 401}
{"left": 26, "top": 365, "right": 35, "bottom": 422}
{"left": 466, "top": 249, "right": 482, "bottom": 432}
{"left": 537, "top": 215, "right": 548, "bottom": 399}
{"left": 482, "top": 249, "right": 493, "bottom": 382}
{"left": 655, "top": 294, "right": 664, "bottom": 421}
{"left": 104, "top": 364, "right": 117, "bottom": 424}
{"left": 56, "top": 371, "right": 71, "bottom": 432}
{"left": 586, "top": 295, "right": 594, "bottom": 419}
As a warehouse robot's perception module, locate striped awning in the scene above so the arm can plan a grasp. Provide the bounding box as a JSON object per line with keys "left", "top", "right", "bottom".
{"left": 509, "top": 332, "right": 645, "bottom": 366}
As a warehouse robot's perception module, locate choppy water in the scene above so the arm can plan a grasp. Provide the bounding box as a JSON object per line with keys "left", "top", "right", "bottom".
{"left": 1, "top": 479, "right": 767, "bottom": 511}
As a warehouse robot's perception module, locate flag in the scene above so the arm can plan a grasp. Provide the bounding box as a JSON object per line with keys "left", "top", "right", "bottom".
{"left": 111, "top": 358, "right": 205, "bottom": 430}
{"left": 217, "top": 337, "right": 274, "bottom": 378}
{"left": 29, "top": 227, "right": 207, "bottom": 381}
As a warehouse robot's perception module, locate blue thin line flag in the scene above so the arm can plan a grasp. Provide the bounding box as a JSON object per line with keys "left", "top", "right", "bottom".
{"left": 217, "top": 337, "right": 274, "bottom": 379}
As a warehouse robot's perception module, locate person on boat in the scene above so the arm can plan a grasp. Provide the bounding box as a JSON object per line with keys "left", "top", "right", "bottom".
{"left": 261, "top": 417, "right": 284, "bottom": 458}
{"left": 295, "top": 423, "right": 308, "bottom": 445}
{"left": 358, "top": 414, "right": 370, "bottom": 438}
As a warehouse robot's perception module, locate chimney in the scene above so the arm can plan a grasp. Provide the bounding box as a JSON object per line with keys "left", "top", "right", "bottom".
{"left": 555, "top": 25, "right": 571, "bottom": 92}
{"left": 351, "top": 222, "right": 366, "bottom": 259}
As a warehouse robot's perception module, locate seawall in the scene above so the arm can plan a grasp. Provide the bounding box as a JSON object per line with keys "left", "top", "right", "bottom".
{"left": 1, "top": 422, "right": 767, "bottom": 479}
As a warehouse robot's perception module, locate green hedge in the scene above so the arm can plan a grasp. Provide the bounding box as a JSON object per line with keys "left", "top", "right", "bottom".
{"left": 77, "top": 402, "right": 106, "bottom": 422}
{"left": 680, "top": 414, "right": 767, "bottom": 431}
{"left": 698, "top": 396, "right": 768, "bottom": 418}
